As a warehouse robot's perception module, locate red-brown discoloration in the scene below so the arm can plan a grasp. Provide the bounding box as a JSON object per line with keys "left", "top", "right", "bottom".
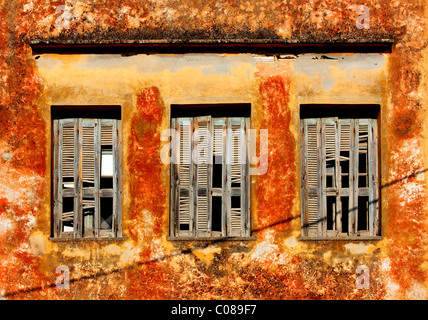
{"left": 128, "top": 87, "right": 166, "bottom": 242}
{"left": 256, "top": 73, "right": 295, "bottom": 236}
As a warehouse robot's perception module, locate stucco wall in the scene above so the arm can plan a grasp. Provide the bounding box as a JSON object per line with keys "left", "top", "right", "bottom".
{"left": 0, "top": 0, "right": 427, "bottom": 300}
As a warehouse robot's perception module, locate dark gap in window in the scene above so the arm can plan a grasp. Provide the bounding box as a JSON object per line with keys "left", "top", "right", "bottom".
{"left": 358, "top": 196, "right": 369, "bottom": 231}
{"left": 326, "top": 159, "right": 334, "bottom": 188}
{"left": 52, "top": 105, "right": 121, "bottom": 119}
{"left": 358, "top": 152, "right": 368, "bottom": 187}
{"left": 62, "top": 197, "right": 74, "bottom": 231}
{"left": 231, "top": 196, "right": 241, "bottom": 208}
{"left": 341, "top": 197, "right": 349, "bottom": 234}
{"left": 358, "top": 176, "right": 367, "bottom": 188}
{"left": 211, "top": 196, "right": 222, "bottom": 232}
{"left": 171, "top": 104, "right": 251, "bottom": 118}
{"left": 100, "top": 197, "right": 113, "bottom": 230}
{"left": 300, "top": 104, "right": 380, "bottom": 119}
{"left": 180, "top": 224, "right": 189, "bottom": 231}
{"left": 231, "top": 181, "right": 241, "bottom": 187}
{"left": 62, "top": 177, "right": 74, "bottom": 189}
{"left": 101, "top": 177, "right": 113, "bottom": 189}
{"left": 212, "top": 157, "right": 223, "bottom": 188}
{"left": 326, "top": 196, "right": 336, "bottom": 230}
{"left": 359, "top": 152, "right": 367, "bottom": 173}
{"left": 83, "top": 181, "right": 94, "bottom": 188}
{"left": 340, "top": 151, "right": 349, "bottom": 188}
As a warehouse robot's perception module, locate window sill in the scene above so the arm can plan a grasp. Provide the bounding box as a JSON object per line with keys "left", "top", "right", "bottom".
{"left": 167, "top": 236, "right": 255, "bottom": 242}
{"left": 298, "top": 236, "right": 383, "bottom": 241}
{"left": 49, "top": 236, "right": 127, "bottom": 242}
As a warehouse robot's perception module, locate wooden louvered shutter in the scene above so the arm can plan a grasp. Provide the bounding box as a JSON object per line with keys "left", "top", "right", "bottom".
{"left": 301, "top": 117, "right": 378, "bottom": 238}
{"left": 174, "top": 118, "right": 194, "bottom": 236}
{"left": 301, "top": 119, "right": 321, "bottom": 237}
{"left": 227, "top": 117, "right": 248, "bottom": 237}
{"left": 99, "top": 119, "right": 119, "bottom": 237}
{"left": 212, "top": 118, "right": 227, "bottom": 236}
{"left": 353, "top": 119, "right": 378, "bottom": 236}
{"left": 194, "top": 116, "right": 212, "bottom": 237}
{"left": 79, "top": 119, "right": 97, "bottom": 237}
{"left": 323, "top": 118, "right": 338, "bottom": 236}
{"left": 367, "top": 119, "right": 379, "bottom": 236}
{"left": 54, "top": 119, "right": 78, "bottom": 238}
{"left": 54, "top": 118, "right": 121, "bottom": 239}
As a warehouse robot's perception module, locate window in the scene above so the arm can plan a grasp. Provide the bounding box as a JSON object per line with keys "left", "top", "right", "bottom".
{"left": 169, "top": 115, "right": 251, "bottom": 239}
{"left": 300, "top": 105, "right": 380, "bottom": 239}
{"left": 52, "top": 108, "right": 121, "bottom": 239}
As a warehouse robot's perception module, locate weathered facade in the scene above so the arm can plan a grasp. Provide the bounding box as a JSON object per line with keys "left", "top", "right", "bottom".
{"left": 0, "top": 0, "right": 427, "bottom": 300}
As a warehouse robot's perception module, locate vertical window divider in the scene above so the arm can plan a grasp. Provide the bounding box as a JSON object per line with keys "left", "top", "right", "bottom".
{"left": 334, "top": 117, "right": 341, "bottom": 235}
{"left": 75, "top": 118, "right": 83, "bottom": 238}
{"left": 368, "top": 118, "right": 378, "bottom": 236}
{"left": 239, "top": 118, "right": 246, "bottom": 237}
{"left": 225, "top": 118, "right": 232, "bottom": 236}
{"left": 349, "top": 119, "right": 357, "bottom": 236}
{"left": 170, "top": 118, "right": 177, "bottom": 238}
{"left": 244, "top": 117, "right": 251, "bottom": 238}
{"left": 317, "top": 119, "right": 323, "bottom": 237}
{"left": 114, "top": 119, "right": 122, "bottom": 237}
{"left": 219, "top": 118, "right": 227, "bottom": 237}
{"left": 94, "top": 119, "right": 101, "bottom": 237}
{"left": 53, "top": 119, "right": 60, "bottom": 238}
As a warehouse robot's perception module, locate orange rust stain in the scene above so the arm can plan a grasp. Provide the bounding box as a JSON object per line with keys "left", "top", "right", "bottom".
{"left": 255, "top": 75, "right": 295, "bottom": 235}
{"left": 128, "top": 87, "right": 166, "bottom": 241}
{"left": 385, "top": 49, "right": 427, "bottom": 297}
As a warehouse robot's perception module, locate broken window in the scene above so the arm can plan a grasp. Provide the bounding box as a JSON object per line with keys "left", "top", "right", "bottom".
{"left": 169, "top": 116, "right": 251, "bottom": 239}
{"left": 52, "top": 111, "right": 122, "bottom": 239}
{"left": 300, "top": 106, "right": 380, "bottom": 238}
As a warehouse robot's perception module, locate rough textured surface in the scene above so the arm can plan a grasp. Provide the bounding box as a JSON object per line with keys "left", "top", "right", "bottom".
{"left": 0, "top": 0, "right": 428, "bottom": 300}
